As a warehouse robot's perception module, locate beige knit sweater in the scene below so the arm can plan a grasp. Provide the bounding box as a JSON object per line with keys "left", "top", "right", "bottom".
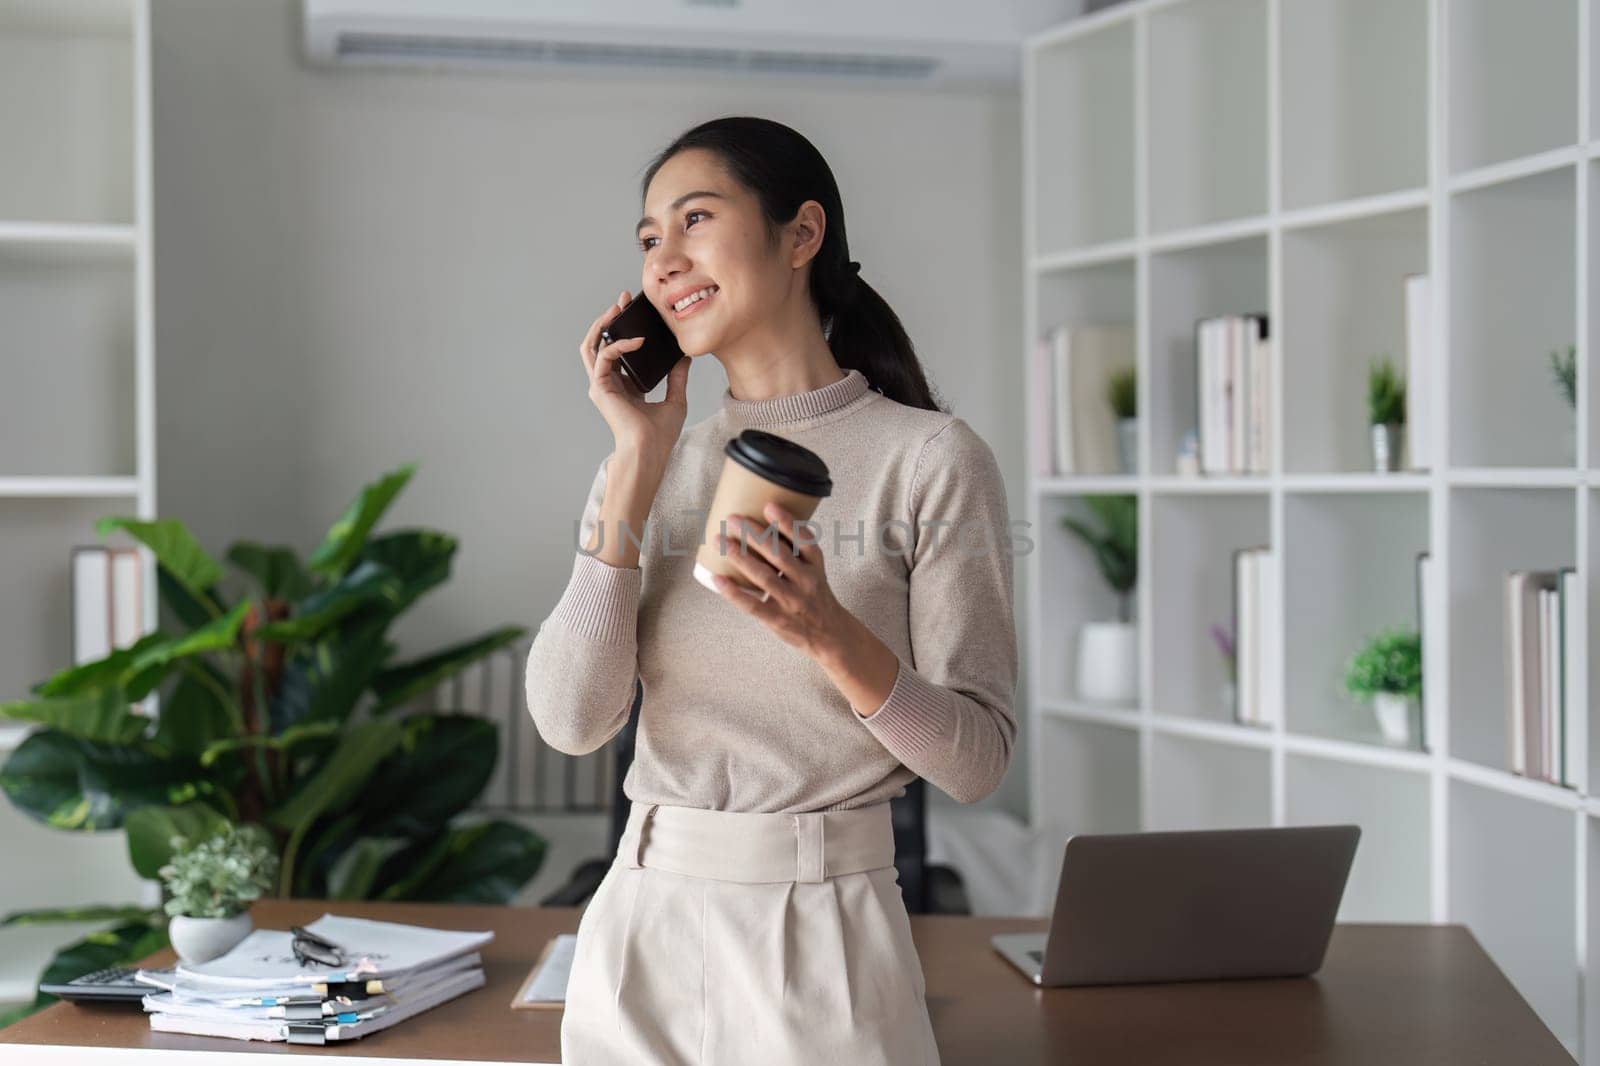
{"left": 523, "top": 367, "right": 1018, "bottom": 813}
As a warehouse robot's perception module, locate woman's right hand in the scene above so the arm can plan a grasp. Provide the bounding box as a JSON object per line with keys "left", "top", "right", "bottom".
{"left": 581, "top": 289, "right": 691, "bottom": 468}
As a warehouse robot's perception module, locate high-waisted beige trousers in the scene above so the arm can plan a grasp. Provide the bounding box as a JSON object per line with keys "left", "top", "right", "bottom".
{"left": 560, "top": 799, "right": 942, "bottom": 1065}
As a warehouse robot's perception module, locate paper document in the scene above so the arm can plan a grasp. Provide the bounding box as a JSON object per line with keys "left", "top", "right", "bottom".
{"left": 163, "top": 913, "right": 493, "bottom": 990}
{"left": 512, "top": 934, "right": 576, "bottom": 1009}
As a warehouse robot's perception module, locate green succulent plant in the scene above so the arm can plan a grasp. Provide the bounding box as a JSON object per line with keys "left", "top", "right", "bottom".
{"left": 1059, "top": 495, "right": 1138, "bottom": 623}
{"left": 1343, "top": 627, "right": 1422, "bottom": 701}
{"left": 1367, "top": 355, "right": 1406, "bottom": 427}
{"left": 0, "top": 462, "right": 539, "bottom": 1027}
{"left": 159, "top": 822, "right": 278, "bottom": 920}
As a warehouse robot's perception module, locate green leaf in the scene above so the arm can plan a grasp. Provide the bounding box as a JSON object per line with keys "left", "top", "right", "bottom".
{"left": 124, "top": 601, "right": 251, "bottom": 693}
{"left": 270, "top": 615, "right": 392, "bottom": 730}
{"left": 265, "top": 718, "right": 405, "bottom": 833}
{"left": 0, "top": 688, "right": 146, "bottom": 745}
{"left": 252, "top": 560, "right": 405, "bottom": 642}
{"left": 296, "top": 812, "right": 364, "bottom": 897}
{"left": 354, "top": 530, "right": 457, "bottom": 614}
{"left": 157, "top": 564, "right": 225, "bottom": 632}
{"left": 2, "top": 920, "right": 168, "bottom": 1028}
{"left": 1, "top": 904, "right": 162, "bottom": 928}
{"left": 374, "top": 832, "right": 454, "bottom": 902}
{"left": 397, "top": 820, "right": 545, "bottom": 903}
{"left": 94, "top": 518, "right": 225, "bottom": 618}
{"left": 30, "top": 632, "right": 167, "bottom": 698}
{"left": 369, "top": 625, "right": 527, "bottom": 714}
{"left": 326, "top": 836, "right": 412, "bottom": 901}
{"left": 357, "top": 715, "right": 497, "bottom": 836}
{"left": 0, "top": 731, "right": 215, "bottom": 831}
{"left": 226, "top": 541, "right": 315, "bottom": 602}
{"left": 124, "top": 803, "right": 230, "bottom": 879}
{"left": 151, "top": 667, "right": 238, "bottom": 756}
{"left": 199, "top": 720, "right": 341, "bottom": 768}
{"left": 306, "top": 464, "right": 417, "bottom": 580}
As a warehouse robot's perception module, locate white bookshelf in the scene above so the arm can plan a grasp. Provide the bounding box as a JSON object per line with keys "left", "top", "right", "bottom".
{"left": 0, "top": 0, "right": 157, "bottom": 750}
{"left": 0, "top": 0, "right": 158, "bottom": 1003}
{"left": 1026, "top": 0, "right": 1596, "bottom": 1058}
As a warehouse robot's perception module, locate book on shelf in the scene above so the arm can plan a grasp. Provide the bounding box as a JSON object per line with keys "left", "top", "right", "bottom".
{"left": 1403, "top": 273, "right": 1432, "bottom": 471}
{"left": 1503, "top": 568, "right": 1577, "bottom": 787}
{"left": 1194, "top": 313, "right": 1270, "bottom": 476}
{"left": 1560, "top": 567, "right": 1582, "bottom": 789}
{"left": 1035, "top": 323, "right": 1134, "bottom": 477}
{"left": 1231, "top": 545, "right": 1276, "bottom": 727}
{"left": 1414, "top": 551, "right": 1433, "bottom": 754}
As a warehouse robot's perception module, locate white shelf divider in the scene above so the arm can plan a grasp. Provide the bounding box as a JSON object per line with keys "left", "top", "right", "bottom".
{"left": 1026, "top": 0, "right": 1593, "bottom": 1057}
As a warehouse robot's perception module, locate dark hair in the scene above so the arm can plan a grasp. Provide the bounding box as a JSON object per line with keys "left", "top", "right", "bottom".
{"left": 639, "top": 116, "right": 948, "bottom": 414}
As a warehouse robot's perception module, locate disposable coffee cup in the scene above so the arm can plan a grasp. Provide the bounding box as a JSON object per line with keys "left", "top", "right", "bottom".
{"left": 694, "top": 429, "right": 832, "bottom": 600}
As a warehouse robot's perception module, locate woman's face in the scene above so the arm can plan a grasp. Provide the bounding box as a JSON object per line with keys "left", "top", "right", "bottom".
{"left": 637, "top": 148, "right": 791, "bottom": 358}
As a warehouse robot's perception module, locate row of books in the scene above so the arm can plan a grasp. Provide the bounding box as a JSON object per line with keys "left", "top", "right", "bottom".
{"left": 72, "top": 544, "right": 151, "bottom": 713}
{"left": 136, "top": 915, "right": 491, "bottom": 1044}
{"left": 1197, "top": 313, "right": 1271, "bottom": 475}
{"left": 1231, "top": 546, "right": 1280, "bottom": 727}
{"left": 1032, "top": 323, "right": 1135, "bottom": 476}
{"left": 1504, "top": 568, "right": 1580, "bottom": 787}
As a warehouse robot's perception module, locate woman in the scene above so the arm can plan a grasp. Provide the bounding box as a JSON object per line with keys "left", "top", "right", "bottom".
{"left": 525, "top": 115, "right": 1017, "bottom": 1065}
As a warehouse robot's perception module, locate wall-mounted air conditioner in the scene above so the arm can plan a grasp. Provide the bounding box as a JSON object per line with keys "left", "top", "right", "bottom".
{"left": 303, "top": 0, "right": 1083, "bottom": 87}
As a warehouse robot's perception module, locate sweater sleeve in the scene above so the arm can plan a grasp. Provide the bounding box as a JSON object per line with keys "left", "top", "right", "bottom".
{"left": 523, "top": 453, "right": 642, "bottom": 756}
{"left": 853, "top": 418, "right": 1019, "bottom": 804}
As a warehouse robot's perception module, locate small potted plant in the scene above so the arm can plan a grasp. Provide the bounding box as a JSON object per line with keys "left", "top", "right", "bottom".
{"left": 1367, "top": 355, "right": 1406, "bottom": 473}
{"left": 1343, "top": 627, "right": 1422, "bottom": 747}
{"left": 159, "top": 823, "right": 279, "bottom": 964}
{"left": 1107, "top": 366, "right": 1137, "bottom": 475}
{"left": 1210, "top": 622, "right": 1237, "bottom": 721}
{"left": 1060, "top": 495, "right": 1137, "bottom": 705}
{"left": 1551, "top": 343, "right": 1577, "bottom": 455}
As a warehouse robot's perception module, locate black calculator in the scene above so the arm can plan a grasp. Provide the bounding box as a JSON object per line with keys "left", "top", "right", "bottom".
{"left": 40, "top": 965, "right": 174, "bottom": 1003}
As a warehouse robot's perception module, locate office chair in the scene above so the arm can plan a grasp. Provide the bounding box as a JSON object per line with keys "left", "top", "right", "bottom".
{"left": 540, "top": 678, "right": 970, "bottom": 915}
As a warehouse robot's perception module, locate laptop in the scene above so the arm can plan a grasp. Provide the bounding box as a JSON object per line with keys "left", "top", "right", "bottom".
{"left": 992, "top": 823, "right": 1360, "bottom": 987}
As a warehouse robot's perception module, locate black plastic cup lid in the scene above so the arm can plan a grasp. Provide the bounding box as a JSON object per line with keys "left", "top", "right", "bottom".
{"left": 724, "top": 430, "right": 832, "bottom": 498}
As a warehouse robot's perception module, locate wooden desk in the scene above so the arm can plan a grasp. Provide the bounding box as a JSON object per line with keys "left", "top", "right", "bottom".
{"left": 0, "top": 899, "right": 1573, "bottom": 1064}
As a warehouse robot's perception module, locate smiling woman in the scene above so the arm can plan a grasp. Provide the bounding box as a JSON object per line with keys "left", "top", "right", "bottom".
{"left": 527, "top": 116, "right": 1018, "bottom": 1066}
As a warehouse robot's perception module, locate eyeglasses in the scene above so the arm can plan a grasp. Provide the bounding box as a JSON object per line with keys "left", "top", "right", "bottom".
{"left": 290, "top": 925, "right": 346, "bottom": 969}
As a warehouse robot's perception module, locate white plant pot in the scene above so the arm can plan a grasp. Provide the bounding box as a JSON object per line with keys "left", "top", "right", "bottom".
{"left": 1372, "top": 692, "right": 1416, "bottom": 747}
{"left": 169, "top": 910, "right": 253, "bottom": 965}
{"left": 1076, "top": 621, "right": 1138, "bottom": 705}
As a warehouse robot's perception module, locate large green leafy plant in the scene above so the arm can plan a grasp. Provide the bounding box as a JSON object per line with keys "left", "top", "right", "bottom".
{"left": 0, "top": 463, "right": 540, "bottom": 1026}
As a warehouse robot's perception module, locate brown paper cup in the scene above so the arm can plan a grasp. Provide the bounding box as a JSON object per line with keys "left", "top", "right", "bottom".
{"left": 694, "top": 460, "right": 822, "bottom": 599}
{"left": 693, "top": 430, "right": 832, "bottom": 601}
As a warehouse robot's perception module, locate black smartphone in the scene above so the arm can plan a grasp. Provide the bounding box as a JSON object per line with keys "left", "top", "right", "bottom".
{"left": 599, "top": 291, "right": 686, "bottom": 394}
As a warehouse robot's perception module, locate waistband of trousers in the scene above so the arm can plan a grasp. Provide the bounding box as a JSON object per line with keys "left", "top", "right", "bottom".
{"left": 615, "top": 800, "right": 896, "bottom": 884}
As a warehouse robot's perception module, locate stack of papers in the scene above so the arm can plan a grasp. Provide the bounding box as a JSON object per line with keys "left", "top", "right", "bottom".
{"left": 135, "top": 914, "right": 493, "bottom": 1045}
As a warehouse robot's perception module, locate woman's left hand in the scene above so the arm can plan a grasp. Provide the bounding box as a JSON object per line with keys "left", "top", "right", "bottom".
{"left": 710, "top": 501, "right": 852, "bottom": 660}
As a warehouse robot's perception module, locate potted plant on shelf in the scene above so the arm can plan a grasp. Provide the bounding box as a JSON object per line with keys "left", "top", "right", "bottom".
{"left": 1551, "top": 343, "right": 1577, "bottom": 455}
{"left": 159, "top": 822, "right": 278, "bottom": 964}
{"left": 1107, "top": 367, "right": 1137, "bottom": 475}
{"left": 1210, "top": 622, "right": 1236, "bottom": 721}
{"left": 1367, "top": 355, "right": 1406, "bottom": 473}
{"left": 1060, "top": 495, "right": 1137, "bottom": 705}
{"left": 1343, "top": 627, "right": 1422, "bottom": 747}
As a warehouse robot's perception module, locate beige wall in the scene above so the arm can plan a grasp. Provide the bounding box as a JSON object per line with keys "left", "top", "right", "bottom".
{"left": 149, "top": 0, "right": 1029, "bottom": 820}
